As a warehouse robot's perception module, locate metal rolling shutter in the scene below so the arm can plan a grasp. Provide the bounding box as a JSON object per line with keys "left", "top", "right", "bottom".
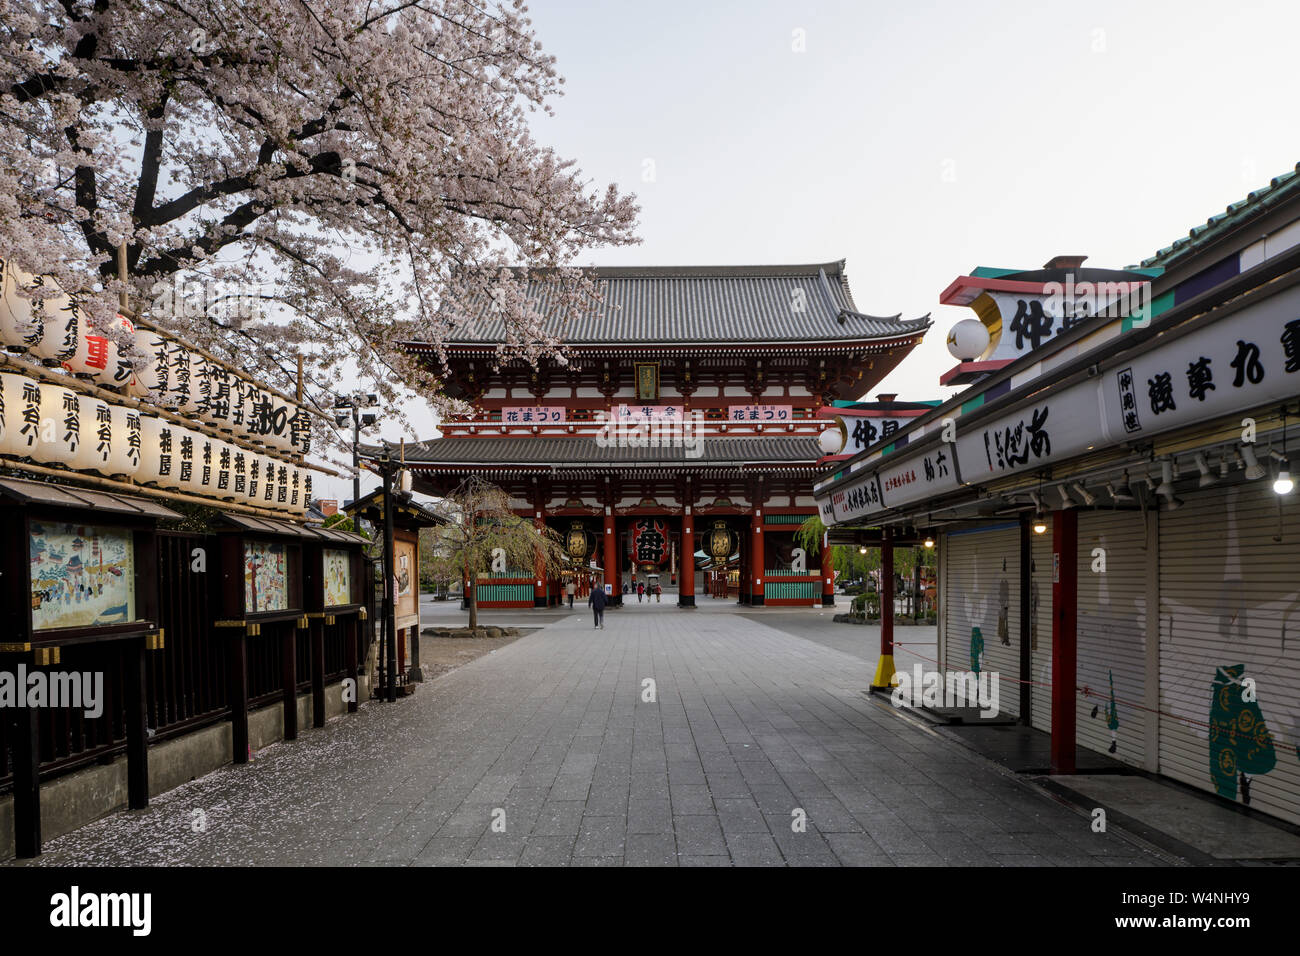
{"left": 1076, "top": 511, "right": 1150, "bottom": 769}
{"left": 1159, "top": 484, "right": 1300, "bottom": 826}
{"left": 1030, "top": 529, "right": 1053, "bottom": 734}
{"left": 942, "top": 524, "right": 1022, "bottom": 717}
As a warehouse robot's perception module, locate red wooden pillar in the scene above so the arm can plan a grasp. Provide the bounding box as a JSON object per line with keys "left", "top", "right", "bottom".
{"left": 1051, "top": 508, "right": 1079, "bottom": 774}
{"left": 750, "top": 507, "right": 764, "bottom": 606}
{"left": 820, "top": 532, "right": 834, "bottom": 607}
{"left": 679, "top": 505, "right": 695, "bottom": 607}
{"left": 872, "top": 528, "right": 896, "bottom": 688}
{"left": 603, "top": 507, "right": 619, "bottom": 607}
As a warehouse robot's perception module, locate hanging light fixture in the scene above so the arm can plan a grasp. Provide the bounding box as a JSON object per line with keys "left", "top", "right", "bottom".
{"left": 1194, "top": 453, "right": 1216, "bottom": 488}
{"left": 1155, "top": 459, "right": 1175, "bottom": 498}
{"left": 1057, "top": 484, "right": 1076, "bottom": 509}
{"left": 1106, "top": 472, "right": 1135, "bottom": 504}
{"left": 923, "top": 533, "right": 935, "bottom": 549}
{"left": 1241, "top": 444, "right": 1267, "bottom": 480}
{"left": 1071, "top": 482, "right": 1096, "bottom": 506}
{"left": 1275, "top": 406, "right": 1293, "bottom": 496}
{"left": 1155, "top": 459, "right": 1182, "bottom": 509}
{"left": 1027, "top": 478, "right": 1047, "bottom": 533}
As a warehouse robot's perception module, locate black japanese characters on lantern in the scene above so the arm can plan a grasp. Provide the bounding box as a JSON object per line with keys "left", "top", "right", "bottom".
{"left": 631, "top": 517, "right": 669, "bottom": 568}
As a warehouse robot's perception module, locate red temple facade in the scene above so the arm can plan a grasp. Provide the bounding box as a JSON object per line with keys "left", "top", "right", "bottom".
{"left": 400, "top": 262, "right": 930, "bottom": 608}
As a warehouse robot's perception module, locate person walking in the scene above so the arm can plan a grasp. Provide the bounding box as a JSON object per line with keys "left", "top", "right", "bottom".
{"left": 588, "top": 583, "right": 607, "bottom": 629}
{"left": 637, "top": 581, "right": 645, "bottom": 603}
{"left": 566, "top": 579, "right": 576, "bottom": 609}
{"left": 654, "top": 582, "right": 662, "bottom": 603}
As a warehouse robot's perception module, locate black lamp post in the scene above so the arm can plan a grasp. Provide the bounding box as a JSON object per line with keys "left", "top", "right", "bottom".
{"left": 334, "top": 392, "right": 379, "bottom": 506}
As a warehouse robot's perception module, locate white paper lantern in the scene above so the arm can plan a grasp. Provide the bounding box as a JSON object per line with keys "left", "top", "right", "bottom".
{"left": 245, "top": 450, "right": 264, "bottom": 504}
{"left": 260, "top": 454, "right": 280, "bottom": 507}
{"left": 0, "top": 259, "right": 46, "bottom": 352}
{"left": 289, "top": 407, "right": 312, "bottom": 456}
{"left": 28, "top": 293, "right": 84, "bottom": 364}
{"left": 159, "top": 420, "right": 185, "bottom": 490}
{"left": 63, "top": 314, "right": 135, "bottom": 388}
{"left": 33, "top": 381, "right": 84, "bottom": 466}
{"left": 204, "top": 365, "right": 235, "bottom": 432}
{"left": 129, "top": 329, "right": 172, "bottom": 401}
{"left": 271, "top": 458, "right": 290, "bottom": 509}
{"left": 286, "top": 465, "right": 302, "bottom": 513}
{"left": 137, "top": 414, "right": 165, "bottom": 484}
{"left": 173, "top": 350, "right": 211, "bottom": 417}
{"left": 243, "top": 384, "right": 270, "bottom": 444}
{"left": 87, "top": 395, "right": 122, "bottom": 473}
{"left": 263, "top": 396, "right": 294, "bottom": 451}
{"left": 190, "top": 353, "right": 213, "bottom": 420}
{"left": 818, "top": 426, "right": 845, "bottom": 456}
{"left": 191, "top": 431, "right": 218, "bottom": 496}
{"left": 228, "top": 443, "right": 250, "bottom": 502}
{"left": 0, "top": 371, "right": 42, "bottom": 457}
{"left": 212, "top": 440, "right": 234, "bottom": 499}
{"left": 107, "top": 404, "right": 141, "bottom": 478}
{"left": 228, "top": 379, "right": 250, "bottom": 439}
{"left": 946, "top": 318, "right": 992, "bottom": 362}
{"left": 166, "top": 424, "right": 192, "bottom": 492}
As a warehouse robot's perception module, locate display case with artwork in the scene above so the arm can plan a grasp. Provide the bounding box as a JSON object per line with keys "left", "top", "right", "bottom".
{"left": 302, "top": 526, "right": 368, "bottom": 615}
{"left": 0, "top": 476, "right": 177, "bottom": 644}
{"left": 214, "top": 513, "right": 306, "bottom": 622}
{"left": 394, "top": 531, "right": 420, "bottom": 632}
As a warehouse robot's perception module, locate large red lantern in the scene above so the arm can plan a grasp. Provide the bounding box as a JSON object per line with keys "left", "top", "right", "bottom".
{"left": 629, "top": 517, "right": 669, "bottom": 569}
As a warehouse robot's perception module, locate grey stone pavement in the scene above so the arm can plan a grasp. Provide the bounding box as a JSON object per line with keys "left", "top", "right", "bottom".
{"left": 13, "top": 598, "right": 1171, "bottom": 867}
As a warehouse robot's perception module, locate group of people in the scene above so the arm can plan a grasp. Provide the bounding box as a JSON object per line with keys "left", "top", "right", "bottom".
{"left": 579, "top": 577, "right": 665, "bottom": 629}
{"left": 624, "top": 580, "right": 662, "bottom": 603}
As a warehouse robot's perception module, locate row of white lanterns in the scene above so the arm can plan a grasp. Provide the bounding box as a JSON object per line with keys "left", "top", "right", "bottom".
{"left": 0, "top": 260, "right": 311, "bottom": 455}
{"left": 0, "top": 370, "right": 310, "bottom": 513}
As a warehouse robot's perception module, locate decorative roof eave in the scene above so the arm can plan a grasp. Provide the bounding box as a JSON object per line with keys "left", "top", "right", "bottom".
{"left": 401, "top": 333, "right": 929, "bottom": 356}
{"left": 401, "top": 462, "right": 822, "bottom": 473}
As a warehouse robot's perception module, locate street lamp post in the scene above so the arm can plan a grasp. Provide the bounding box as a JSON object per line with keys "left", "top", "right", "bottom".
{"left": 334, "top": 392, "right": 379, "bottom": 507}
{"left": 379, "top": 447, "right": 399, "bottom": 703}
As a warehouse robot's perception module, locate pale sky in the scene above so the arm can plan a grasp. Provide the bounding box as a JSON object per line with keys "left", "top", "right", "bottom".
{"left": 322, "top": 0, "right": 1300, "bottom": 502}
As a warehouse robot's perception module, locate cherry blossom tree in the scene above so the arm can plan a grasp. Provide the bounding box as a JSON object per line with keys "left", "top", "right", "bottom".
{"left": 1, "top": 0, "right": 639, "bottom": 453}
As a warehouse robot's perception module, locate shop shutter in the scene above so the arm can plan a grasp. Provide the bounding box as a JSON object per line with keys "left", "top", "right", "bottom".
{"left": 1159, "top": 484, "right": 1300, "bottom": 826}
{"left": 1075, "top": 511, "right": 1150, "bottom": 768}
{"left": 941, "top": 524, "right": 1021, "bottom": 717}
{"left": 1029, "top": 529, "right": 1053, "bottom": 734}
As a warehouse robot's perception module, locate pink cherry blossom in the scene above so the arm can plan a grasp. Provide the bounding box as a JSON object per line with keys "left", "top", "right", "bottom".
{"left": 1, "top": 0, "right": 640, "bottom": 458}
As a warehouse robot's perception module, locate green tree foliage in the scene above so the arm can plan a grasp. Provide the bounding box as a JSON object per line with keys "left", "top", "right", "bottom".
{"left": 323, "top": 512, "right": 368, "bottom": 537}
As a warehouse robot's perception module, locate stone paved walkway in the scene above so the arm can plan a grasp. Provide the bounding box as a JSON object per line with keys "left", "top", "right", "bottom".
{"left": 15, "top": 602, "right": 1169, "bottom": 867}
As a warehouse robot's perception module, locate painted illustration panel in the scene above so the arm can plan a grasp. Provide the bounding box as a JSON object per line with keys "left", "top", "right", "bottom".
{"left": 323, "top": 548, "right": 353, "bottom": 607}
{"left": 244, "top": 539, "right": 289, "bottom": 613}
{"left": 30, "top": 522, "right": 136, "bottom": 630}
{"left": 395, "top": 537, "right": 418, "bottom": 627}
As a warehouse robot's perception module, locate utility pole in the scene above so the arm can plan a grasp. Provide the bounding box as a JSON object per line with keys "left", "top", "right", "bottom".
{"left": 380, "top": 443, "right": 399, "bottom": 703}
{"left": 352, "top": 413, "right": 361, "bottom": 506}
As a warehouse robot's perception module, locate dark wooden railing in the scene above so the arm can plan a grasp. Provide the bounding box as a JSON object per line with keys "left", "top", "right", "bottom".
{"left": 1, "top": 533, "right": 371, "bottom": 795}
